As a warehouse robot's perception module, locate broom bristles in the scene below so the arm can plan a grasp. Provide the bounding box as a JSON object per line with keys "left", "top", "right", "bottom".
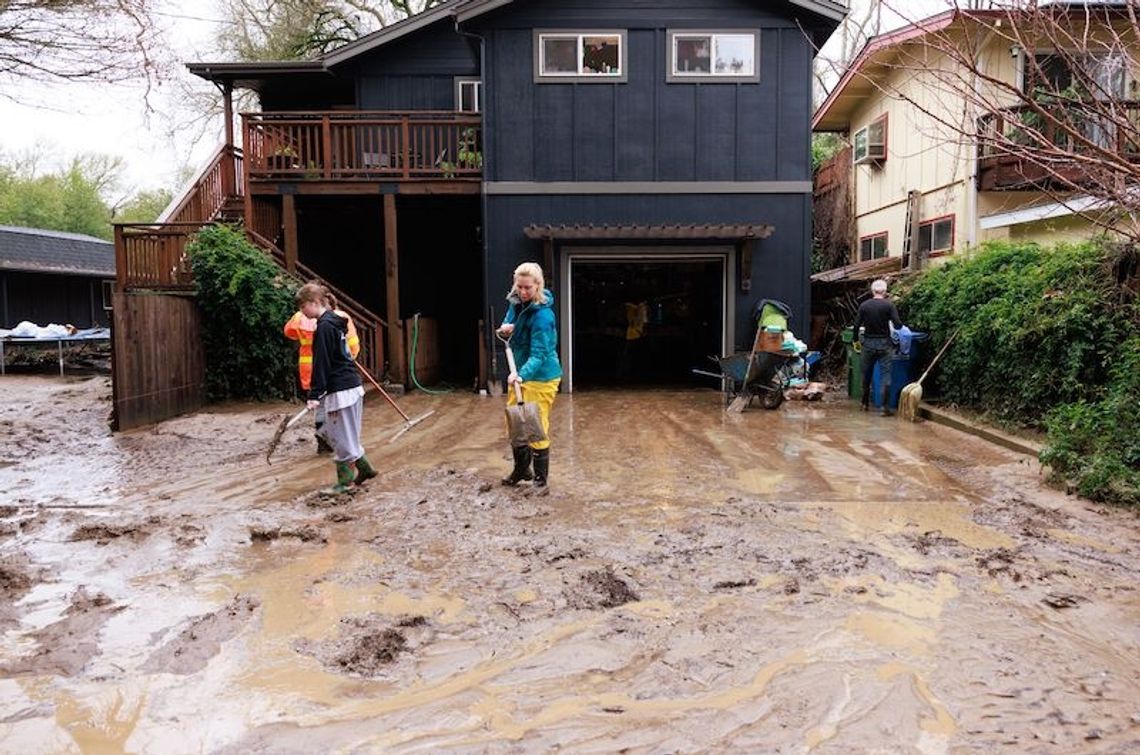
{"left": 898, "top": 383, "right": 922, "bottom": 422}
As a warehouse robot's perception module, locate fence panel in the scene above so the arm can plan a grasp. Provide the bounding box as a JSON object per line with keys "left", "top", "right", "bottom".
{"left": 111, "top": 291, "right": 206, "bottom": 431}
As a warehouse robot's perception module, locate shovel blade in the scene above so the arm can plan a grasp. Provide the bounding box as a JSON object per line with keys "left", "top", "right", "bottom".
{"left": 505, "top": 402, "right": 546, "bottom": 445}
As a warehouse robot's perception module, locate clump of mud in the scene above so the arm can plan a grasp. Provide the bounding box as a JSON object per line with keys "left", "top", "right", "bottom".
{"left": 142, "top": 594, "right": 261, "bottom": 674}
{"left": 249, "top": 524, "right": 327, "bottom": 544}
{"left": 68, "top": 523, "right": 144, "bottom": 544}
{"left": 295, "top": 614, "right": 429, "bottom": 678}
{"left": 0, "top": 560, "right": 32, "bottom": 594}
{"left": 567, "top": 568, "right": 640, "bottom": 609}
{"left": 0, "top": 558, "right": 36, "bottom": 628}
{"left": 2, "top": 587, "right": 123, "bottom": 677}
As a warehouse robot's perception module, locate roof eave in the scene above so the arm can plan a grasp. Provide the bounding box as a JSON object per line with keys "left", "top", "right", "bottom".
{"left": 186, "top": 61, "right": 328, "bottom": 84}
{"left": 324, "top": 1, "right": 464, "bottom": 67}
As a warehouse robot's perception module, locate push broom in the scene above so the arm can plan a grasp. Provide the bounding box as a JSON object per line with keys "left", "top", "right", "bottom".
{"left": 898, "top": 328, "right": 959, "bottom": 422}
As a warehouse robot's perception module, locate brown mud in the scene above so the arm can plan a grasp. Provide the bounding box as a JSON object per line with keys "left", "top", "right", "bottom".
{"left": 1, "top": 374, "right": 1140, "bottom": 752}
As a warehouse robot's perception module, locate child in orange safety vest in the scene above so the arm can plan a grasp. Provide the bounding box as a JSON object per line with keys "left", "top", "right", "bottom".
{"left": 284, "top": 285, "right": 360, "bottom": 453}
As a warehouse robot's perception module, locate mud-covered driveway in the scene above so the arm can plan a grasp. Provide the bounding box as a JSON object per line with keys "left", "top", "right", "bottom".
{"left": 2, "top": 375, "right": 1139, "bottom": 752}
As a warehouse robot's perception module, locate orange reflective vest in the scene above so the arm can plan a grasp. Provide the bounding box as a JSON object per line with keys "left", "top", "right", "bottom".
{"left": 284, "top": 309, "right": 360, "bottom": 391}
{"left": 283, "top": 311, "right": 318, "bottom": 390}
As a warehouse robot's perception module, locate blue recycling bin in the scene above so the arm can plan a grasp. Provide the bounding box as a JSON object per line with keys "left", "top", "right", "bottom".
{"left": 870, "top": 358, "right": 916, "bottom": 410}
{"left": 870, "top": 339, "right": 924, "bottom": 409}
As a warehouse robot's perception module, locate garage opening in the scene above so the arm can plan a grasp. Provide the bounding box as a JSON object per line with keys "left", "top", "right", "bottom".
{"left": 568, "top": 255, "right": 727, "bottom": 389}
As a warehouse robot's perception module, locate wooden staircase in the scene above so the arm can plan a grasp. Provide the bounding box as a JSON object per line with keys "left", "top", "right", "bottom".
{"left": 114, "top": 143, "right": 390, "bottom": 381}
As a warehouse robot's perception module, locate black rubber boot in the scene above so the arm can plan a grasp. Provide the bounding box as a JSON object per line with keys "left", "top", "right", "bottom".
{"left": 532, "top": 448, "right": 549, "bottom": 494}
{"left": 354, "top": 455, "right": 378, "bottom": 485}
{"left": 501, "top": 445, "right": 533, "bottom": 486}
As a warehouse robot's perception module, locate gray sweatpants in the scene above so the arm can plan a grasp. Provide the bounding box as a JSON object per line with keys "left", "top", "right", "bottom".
{"left": 323, "top": 396, "right": 364, "bottom": 463}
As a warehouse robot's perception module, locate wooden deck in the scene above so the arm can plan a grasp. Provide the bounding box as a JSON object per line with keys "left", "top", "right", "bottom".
{"left": 242, "top": 111, "right": 483, "bottom": 184}
{"left": 977, "top": 101, "right": 1140, "bottom": 191}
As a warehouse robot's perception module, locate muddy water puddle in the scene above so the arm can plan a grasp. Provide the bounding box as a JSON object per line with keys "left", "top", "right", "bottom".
{"left": 2, "top": 379, "right": 1140, "bottom": 751}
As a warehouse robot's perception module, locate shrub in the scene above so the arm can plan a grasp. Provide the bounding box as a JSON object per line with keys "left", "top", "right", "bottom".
{"left": 897, "top": 240, "right": 1128, "bottom": 425}
{"left": 1040, "top": 336, "right": 1140, "bottom": 506}
{"left": 898, "top": 239, "right": 1139, "bottom": 505}
{"left": 187, "top": 224, "right": 298, "bottom": 401}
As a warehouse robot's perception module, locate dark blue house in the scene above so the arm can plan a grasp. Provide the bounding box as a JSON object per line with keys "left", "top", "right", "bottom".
{"left": 182, "top": 0, "right": 846, "bottom": 390}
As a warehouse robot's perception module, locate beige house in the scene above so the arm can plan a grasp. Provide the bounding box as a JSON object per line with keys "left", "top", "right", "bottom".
{"left": 813, "top": 7, "right": 1140, "bottom": 266}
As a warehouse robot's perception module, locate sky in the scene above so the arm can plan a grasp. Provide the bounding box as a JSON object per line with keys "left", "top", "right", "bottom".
{"left": 0, "top": 2, "right": 226, "bottom": 197}
{"left": 0, "top": 0, "right": 952, "bottom": 200}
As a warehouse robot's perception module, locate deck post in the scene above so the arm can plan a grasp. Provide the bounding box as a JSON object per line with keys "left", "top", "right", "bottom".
{"left": 282, "top": 193, "right": 299, "bottom": 274}
{"left": 383, "top": 192, "right": 406, "bottom": 384}
{"left": 220, "top": 82, "right": 237, "bottom": 198}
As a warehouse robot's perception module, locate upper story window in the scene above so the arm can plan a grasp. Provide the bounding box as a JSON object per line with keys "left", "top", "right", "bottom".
{"left": 667, "top": 30, "right": 760, "bottom": 82}
{"left": 918, "top": 216, "right": 954, "bottom": 255}
{"left": 1019, "top": 51, "right": 1125, "bottom": 99}
{"left": 535, "top": 30, "right": 627, "bottom": 83}
{"left": 859, "top": 232, "right": 888, "bottom": 261}
{"left": 853, "top": 114, "right": 887, "bottom": 165}
{"left": 455, "top": 78, "right": 481, "bottom": 113}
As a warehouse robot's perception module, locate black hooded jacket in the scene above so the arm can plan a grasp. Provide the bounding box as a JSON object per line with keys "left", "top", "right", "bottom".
{"left": 307, "top": 309, "right": 362, "bottom": 400}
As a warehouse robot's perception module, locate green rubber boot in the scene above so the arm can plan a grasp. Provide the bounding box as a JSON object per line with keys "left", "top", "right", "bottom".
{"left": 354, "top": 455, "right": 378, "bottom": 485}
{"left": 325, "top": 461, "right": 355, "bottom": 494}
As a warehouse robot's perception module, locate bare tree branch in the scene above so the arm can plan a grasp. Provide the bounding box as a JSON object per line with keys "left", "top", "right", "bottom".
{"left": 835, "top": 0, "right": 1140, "bottom": 242}
{"left": 0, "top": 1, "right": 164, "bottom": 97}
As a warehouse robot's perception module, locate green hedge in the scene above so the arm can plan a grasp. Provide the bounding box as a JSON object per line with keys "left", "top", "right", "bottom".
{"left": 187, "top": 224, "right": 299, "bottom": 401}
{"left": 898, "top": 240, "right": 1139, "bottom": 505}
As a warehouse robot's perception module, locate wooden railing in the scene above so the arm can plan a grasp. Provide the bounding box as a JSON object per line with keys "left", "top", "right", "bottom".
{"left": 975, "top": 102, "right": 1140, "bottom": 189}
{"left": 242, "top": 111, "right": 483, "bottom": 181}
{"left": 158, "top": 144, "right": 243, "bottom": 223}
{"left": 246, "top": 230, "right": 387, "bottom": 380}
{"left": 114, "top": 222, "right": 207, "bottom": 290}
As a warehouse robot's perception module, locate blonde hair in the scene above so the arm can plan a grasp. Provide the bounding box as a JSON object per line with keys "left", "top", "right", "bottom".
{"left": 510, "top": 262, "right": 549, "bottom": 304}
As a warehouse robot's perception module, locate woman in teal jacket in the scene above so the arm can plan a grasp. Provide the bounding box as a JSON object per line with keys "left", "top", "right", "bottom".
{"left": 497, "top": 262, "right": 562, "bottom": 492}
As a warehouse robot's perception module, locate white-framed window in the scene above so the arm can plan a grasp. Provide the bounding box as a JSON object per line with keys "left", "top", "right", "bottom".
{"left": 853, "top": 114, "right": 888, "bottom": 165}
{"left": 859, "top": 232, "right": 888, "bottom": 261}
{"left": 918, "top": 216, "right": 954, "bottom": 254}
{"left": 455, "top": 77, "right": 481, "bottom": 113}
{"left": 667, "top": 30, "right": 760, "bottom": 82}
{"left": 534, "top": 30, "right": 627, "bottom": 82}
{"left": 101, "top": 280, "right": 114, "bottom": 310}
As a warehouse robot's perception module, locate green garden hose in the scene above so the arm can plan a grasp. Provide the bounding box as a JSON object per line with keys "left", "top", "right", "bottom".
{"left": 410, "top": 313, "right": 453, "bottom": 395}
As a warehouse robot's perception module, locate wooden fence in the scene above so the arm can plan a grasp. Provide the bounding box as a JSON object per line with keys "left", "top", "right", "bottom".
{"left": 111, "top": 291, "right": 205, "bottom": 431}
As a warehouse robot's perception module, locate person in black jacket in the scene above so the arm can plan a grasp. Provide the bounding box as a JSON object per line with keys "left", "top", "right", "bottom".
{"left": 298, "top": 282, "right": 377, "bottom": 493}
{"left": 853, "top": 279, "right": 903, "bottom": 416}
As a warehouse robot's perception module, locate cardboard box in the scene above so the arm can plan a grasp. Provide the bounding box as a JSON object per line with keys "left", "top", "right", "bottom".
{"left": 758, "top": 330, "right": 784, "bottom": 353}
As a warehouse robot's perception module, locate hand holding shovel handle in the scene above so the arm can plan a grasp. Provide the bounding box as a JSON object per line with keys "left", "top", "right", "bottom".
{"left": 503, "top": 342, "right": 525, "bottom": 404}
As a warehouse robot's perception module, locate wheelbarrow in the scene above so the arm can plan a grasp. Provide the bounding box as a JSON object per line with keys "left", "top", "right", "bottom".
{"left": 716, "top": 350, "right": 797, "bottom": 410}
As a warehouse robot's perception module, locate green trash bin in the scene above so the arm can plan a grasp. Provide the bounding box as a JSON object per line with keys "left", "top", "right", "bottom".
{"left": 842, "top": 327, "right": 862, "bottom": 401}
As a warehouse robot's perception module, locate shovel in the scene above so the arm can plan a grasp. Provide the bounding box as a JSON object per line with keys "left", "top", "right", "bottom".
{"left": 500, "top": 339, "right": 546, "bottom": 446}
{"left": 266, "top": 404, "right": 312, "bottom": 464}
{"left": 898, "top": 328, "right": 960, "bottom": 422}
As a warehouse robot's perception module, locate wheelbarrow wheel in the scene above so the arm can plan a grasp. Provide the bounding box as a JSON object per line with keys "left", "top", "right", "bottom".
{"left": 760, "top": 380, "right": 785, "bottom": 410}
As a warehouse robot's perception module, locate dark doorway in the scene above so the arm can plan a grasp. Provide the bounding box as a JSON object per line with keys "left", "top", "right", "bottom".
{"left": 570, "top": 258, "right": 724, "bottom": 388}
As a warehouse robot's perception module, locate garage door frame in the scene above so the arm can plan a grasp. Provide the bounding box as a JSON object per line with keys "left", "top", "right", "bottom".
{"left": 559, "top": 246, "right": 736, "bottom": 392}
